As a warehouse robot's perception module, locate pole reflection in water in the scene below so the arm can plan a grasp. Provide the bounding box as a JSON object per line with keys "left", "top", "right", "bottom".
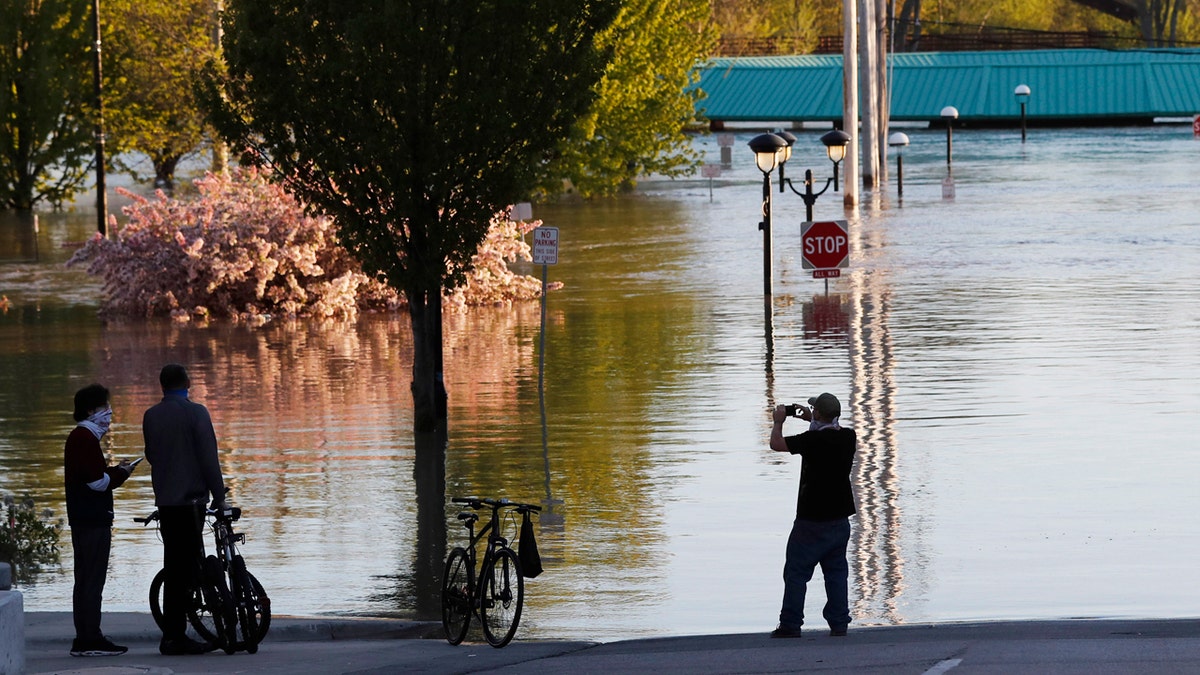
{"left": 847, "top": 270, "right": 905, "bottom": 624}
{"left": 800, "top": 284, "right": 905, "bottom": 622}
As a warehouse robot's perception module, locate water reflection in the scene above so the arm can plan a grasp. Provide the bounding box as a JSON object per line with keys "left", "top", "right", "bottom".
{"left": 3, "top": 126, "right": 1200, "bottom": 640}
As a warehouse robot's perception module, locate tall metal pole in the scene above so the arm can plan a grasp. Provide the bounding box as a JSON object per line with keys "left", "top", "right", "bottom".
{"left": 946, "top": 123, "right": 953, "bottom": 166}
{"left": 91, "top": 0, "right": 107, "bottom": 236}
{"left": 760, "top": 172, "right": 773, "bottom": 297}
{"left": 538, "top": 262, "right": 549, "bottom": 459}
{"left": 1020, "top": 101, "right": 1028, "bottom": 143}
{"left": 804, "top": 170, "right": 815, "bottom": 222}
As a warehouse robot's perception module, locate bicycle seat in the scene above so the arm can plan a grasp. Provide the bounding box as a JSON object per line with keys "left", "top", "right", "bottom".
{"left": 456, "top": 512, "right": 478, "bottom": 525}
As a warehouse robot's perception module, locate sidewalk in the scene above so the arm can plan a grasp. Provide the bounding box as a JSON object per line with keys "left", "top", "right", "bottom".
{"left": 22, "top": 611, "right": 1200, "bottom": 674}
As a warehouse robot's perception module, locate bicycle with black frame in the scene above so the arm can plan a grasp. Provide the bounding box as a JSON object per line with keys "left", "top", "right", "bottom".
{"left": 136, "top": 491, "right": 271, "bottom": 654}
{"left": 442, "top": 497, "right": 542, "bottom": 648}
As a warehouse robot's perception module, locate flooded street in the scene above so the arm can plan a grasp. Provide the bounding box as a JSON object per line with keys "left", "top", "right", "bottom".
{"left": 1, "top": 125, "right": 1198, "bottom": 641}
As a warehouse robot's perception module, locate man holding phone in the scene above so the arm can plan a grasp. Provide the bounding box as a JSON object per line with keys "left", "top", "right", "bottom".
{"left": 143, "top": 364, "right": 227, "bottom": 656}
{"left": 768, "top": 392, "right": 857, "bottom": 639}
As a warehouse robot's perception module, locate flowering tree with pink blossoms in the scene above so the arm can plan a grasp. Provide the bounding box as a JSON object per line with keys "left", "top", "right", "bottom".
{"left": 68, "top": 168, "right": 554, "bottom": 321}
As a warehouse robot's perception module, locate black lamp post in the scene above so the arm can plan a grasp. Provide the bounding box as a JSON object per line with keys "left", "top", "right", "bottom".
{"left": 888, "top": 132, "right": 909, "bottom": 197}
{"left": 773, "top": 129, "right": 851, "bottom": 221}
{"left": 749, "top": 133, "right": 787, "bottom": 297}
{"left": 1015, "top": 84, "right": 1031, "bottom": 143}
{"left": 775, "top": 130, "right": 796, "bottom": 189}
{"left": 940, "top": 105, "right": 958, "bottom": 166}
{"left": 820, "top": 129, "right": 851, "bottom": 191}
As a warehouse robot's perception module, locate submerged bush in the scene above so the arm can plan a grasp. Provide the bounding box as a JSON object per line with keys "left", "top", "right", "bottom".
{"left": 0, "top": 494, "right": 63, "bottom": 582}
{"left": 68, "top": 168, "right": 554, "bottom": 322}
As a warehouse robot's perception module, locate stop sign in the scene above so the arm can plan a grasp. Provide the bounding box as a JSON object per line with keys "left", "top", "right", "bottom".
{"left": 801, "top": 220, "right": 849, "bottom": 271}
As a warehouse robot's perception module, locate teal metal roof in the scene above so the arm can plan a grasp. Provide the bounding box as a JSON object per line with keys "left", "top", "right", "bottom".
{"left": 694, "top": 49, "right": 1200, "bottom": 122}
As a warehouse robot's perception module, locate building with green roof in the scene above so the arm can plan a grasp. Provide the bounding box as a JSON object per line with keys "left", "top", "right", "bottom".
{"left": 695, "top": 49, "right": 1200, "bottom": 125}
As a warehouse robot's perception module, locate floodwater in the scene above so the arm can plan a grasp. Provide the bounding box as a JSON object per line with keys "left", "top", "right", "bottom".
{"left": 1, "top": 125, "right": 1198, "bottom": 641}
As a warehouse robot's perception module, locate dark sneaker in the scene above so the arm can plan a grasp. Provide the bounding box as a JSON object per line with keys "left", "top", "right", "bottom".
{"left": 159, "top": 636, "right": 216, "bottom": 655}
{"left": 70, "top": 636, "right": 128, "bottom": 656}
{"left": 770, "top": 624, "right": 803, "bottom": 638}
{"left": 830, "top": 627, "right": 848, "bottom": 637}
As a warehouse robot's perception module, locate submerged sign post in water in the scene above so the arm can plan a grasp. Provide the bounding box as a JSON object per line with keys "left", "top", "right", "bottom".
{"left": 532, "top": 226, "right": 558, "bottom": 473}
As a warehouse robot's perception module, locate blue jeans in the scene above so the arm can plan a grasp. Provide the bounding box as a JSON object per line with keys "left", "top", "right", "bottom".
{"left": 779, "top": 517, "right": 851, "bottom": 630}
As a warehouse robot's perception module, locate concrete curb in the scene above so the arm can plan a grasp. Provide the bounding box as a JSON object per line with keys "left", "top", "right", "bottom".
{"left": 23, "top": 611, "right": 444, "bottom": 647}
{"left": 0, "top": 590, "right": 24, "bottom": 675}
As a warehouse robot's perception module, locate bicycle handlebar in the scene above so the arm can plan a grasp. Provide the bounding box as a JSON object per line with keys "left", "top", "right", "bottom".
{"left": 133, "top": 512, "right": 159, "bottom": 525}
{"left": 451, "top": 496, "right": 542, "bottom": 513}
{"left": 133, "top": 505, "right": 242, "bottom": 525}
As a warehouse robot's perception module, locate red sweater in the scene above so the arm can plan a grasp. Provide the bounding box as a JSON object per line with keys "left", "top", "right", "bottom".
{"left": 63, "top": 426, "right": 128, "bottom": 527}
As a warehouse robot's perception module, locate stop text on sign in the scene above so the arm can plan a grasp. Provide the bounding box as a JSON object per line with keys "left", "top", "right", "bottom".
{"left": 800, "top": 220, "right": 849, "bottom": 275}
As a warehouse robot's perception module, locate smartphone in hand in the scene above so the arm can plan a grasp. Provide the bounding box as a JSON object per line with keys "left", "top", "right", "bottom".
{"left": 127, "top": 457, "right": 144, "bottom": 469}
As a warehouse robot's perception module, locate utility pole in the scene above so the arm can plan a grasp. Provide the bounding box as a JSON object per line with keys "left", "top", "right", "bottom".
{"left": 211, "top": 0, "right": 228, "bottom": 173}
{"left": 843, "top": 0, "right": 860, "bottom": 208}
{"left": 859, "top": 0, "right": 878, "bottom": 189}
{"left": 91, "top": 0, "right": 107, "bottom": 235}
{"left": 876, "top": 0, "right": 891, "bottom": 184}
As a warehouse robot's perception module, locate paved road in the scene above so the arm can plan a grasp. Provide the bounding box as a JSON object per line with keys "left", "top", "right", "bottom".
{"left": 22, "top": 612, "right": 1200, "bottom": 674}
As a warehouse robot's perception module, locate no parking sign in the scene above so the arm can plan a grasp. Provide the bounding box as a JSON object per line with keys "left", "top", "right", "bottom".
{"left": 532, "top": 227, "right": 558, "bottom": 265}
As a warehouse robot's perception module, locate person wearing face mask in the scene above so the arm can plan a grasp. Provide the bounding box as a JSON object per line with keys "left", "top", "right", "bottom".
{"left": 63, "top": 383, "right": 135, "bottom": 657}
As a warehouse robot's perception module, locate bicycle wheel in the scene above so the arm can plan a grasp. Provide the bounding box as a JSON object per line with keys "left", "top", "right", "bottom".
{"left": 441, "top": 547, "right": 472, "bottom": 645}
{"left": 149, "top": 568, "right": 168, "bottom": 631}
{"left": 231, "top": 555, "right": 270, "bottom": 653}
{"left": 151, "top": 567, "right": 221, "bottom": 644}
{"left": 245, "top": 570, "right": 271, "bottom": 643}
{"left": 479, "top": 547, "right": 523, "bottom": 648}
{"left": 200, "top": 555, "right": 238, "bottom": 654}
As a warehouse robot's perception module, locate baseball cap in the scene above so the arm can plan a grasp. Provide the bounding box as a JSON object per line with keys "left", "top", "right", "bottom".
{"left": 807, "top": 392, "right": 841, "bottom": 418}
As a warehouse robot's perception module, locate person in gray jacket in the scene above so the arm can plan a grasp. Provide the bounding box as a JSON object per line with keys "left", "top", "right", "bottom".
{"left": 142, "top": 363, "right": 226, "bottom": 656}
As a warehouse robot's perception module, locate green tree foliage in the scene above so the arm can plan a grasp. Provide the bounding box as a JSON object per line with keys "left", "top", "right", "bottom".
{"left": 712, "top": 0, "right": 821, "bottom": 50}
{"left": 0, "top": 0, "right": 94, "bottom": 210}
{"left": 719, "top": 0, "right": 1198, "bottom": 49}
{"left": 203, "top": 0, "right": 620, "bottom": 431}
{"left": 103, "top": 0, "right": 220, "bottom": 191}
{"left": 542, "top": 0, "right": 717, "bottom": 197}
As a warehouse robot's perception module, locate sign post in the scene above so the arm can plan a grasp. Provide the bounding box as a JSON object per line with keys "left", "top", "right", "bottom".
{"left": 701, "top": 164, "right": 721, "bottom": 201}
{"left": 801, "top": 220, "right": 850, "bottom": 292}
{"left": 532, "top": 225, "right": 558, "bottom": 468}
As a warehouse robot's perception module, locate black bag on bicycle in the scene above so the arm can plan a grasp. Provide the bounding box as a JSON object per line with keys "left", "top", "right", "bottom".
{"left": 518, "top": 511, "right": 542, "bottom": 579}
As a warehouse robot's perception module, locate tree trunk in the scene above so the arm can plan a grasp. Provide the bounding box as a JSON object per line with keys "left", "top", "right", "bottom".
{"left": 154, "top": 155, "right": 180, "bottom": 192}
{"left": 408, "top": 282, "right": 448, "bottom": 433}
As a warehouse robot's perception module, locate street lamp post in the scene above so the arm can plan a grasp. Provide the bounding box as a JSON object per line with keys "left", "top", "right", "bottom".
{"left": 749, "top": 133, "right": 787, "bottom": 297}
{"left": 888, "top": 132, "right": 910, "bottom": 197}
{"left": 821, "top": 129, "right": 851, "bottom": 192}
{"left": 774, "top": 129, "right": 852, "bottom": 221}
{"left": 940, "top": 105, "right": 958, "bottom": 166}
{"left": 1014, "top": 84, "right": 1031, "bottom": 142}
